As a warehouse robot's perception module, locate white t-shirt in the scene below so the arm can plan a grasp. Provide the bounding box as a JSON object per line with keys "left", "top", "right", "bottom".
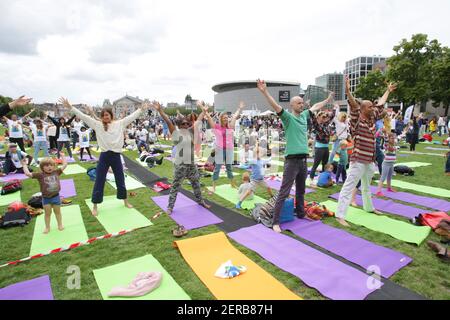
{"left": 77, "top": 129, "right": 92, "bottom": 148}
{"left": 58, "top": 126, "right": 70, "bottom": 142}
{"left": 7, "top": 119, "right": 23, "bottom": 138}
{"left": 30, "top": 123, "right": 48, "bottom": 142}
{"left": 47, "top": 126, "right": 57, "bottom": 137}
{"left": 238, "top": 182, "right": 254, "bottom": 200}
{"left": 73, "top": 121, "right": 84, "bottom": 133}
{"left": 136, "top": 129, "right": 148, "bottom": 142}
{"left": 9, "top": 151, "right": 28, "bottom": 169}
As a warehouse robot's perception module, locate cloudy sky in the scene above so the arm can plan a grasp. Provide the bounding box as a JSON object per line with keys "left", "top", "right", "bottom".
{"left": 1, "top": 0, "right": 449, "bottom": 106}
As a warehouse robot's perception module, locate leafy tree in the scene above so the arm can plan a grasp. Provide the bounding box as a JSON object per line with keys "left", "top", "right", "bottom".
{"left": 354, "top": 70, "right": 387, "bottom": 101}
{"left": 430, "top": 47, "right": 450, "bottom": 115}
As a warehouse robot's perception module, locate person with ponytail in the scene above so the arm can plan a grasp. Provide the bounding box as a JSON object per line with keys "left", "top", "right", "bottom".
{"left": 59, "top": 97, "right": 150, "bottom": 216}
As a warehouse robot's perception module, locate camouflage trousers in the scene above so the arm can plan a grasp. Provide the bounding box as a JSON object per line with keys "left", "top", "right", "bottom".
{"left": 168, "top": 164, "right": 204, "bottom": 210}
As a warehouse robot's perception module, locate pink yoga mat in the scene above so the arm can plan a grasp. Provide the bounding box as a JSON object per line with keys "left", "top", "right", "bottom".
{"left": 228, "top": 224, "right": 381, "bottom": 300}
{"left": 60, "top": 179, "right": 77, "bottom": 198}
{"left": 282, "top": 219, "right": 412, "bottom": 278}
{"left": 152, "top": 193, "right": 223, "bottom": 230}
{"left": 0, "top": 275, "right": 54, "bottom": 300}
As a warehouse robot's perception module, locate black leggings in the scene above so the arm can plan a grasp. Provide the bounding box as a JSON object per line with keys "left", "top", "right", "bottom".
{"left": 310, "top": 147, "right": 329, "bottom": 179}
{"left": 57, "top": 141, "right": 73, "bottom": 158}
{"left": 410, "top": 134, "right": 418, "bottom": 151}
{"left": 79, "top": 147, "right": 93, "bottom": 160}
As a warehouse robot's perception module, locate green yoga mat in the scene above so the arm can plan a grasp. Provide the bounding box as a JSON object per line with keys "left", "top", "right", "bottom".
{"left": 107, "top": 175, "right": 146, "bottom": 190}
{"left": 63, "top": 164, "right": 87, "bottom": 175}
{"left": 30, "top": 205, "right": 89, "bottom": 256}
{"left": 86, "top": 196, "right": 152, "bottom": 233}
{"left": 376, "top": 180, "right": 450, "bottom": 198}
{"left": 322, "top": 201, "right": 431, "bottom": 245}
{"left": 208, "top": 184, "right": 266, "bottom": 210}
{"left": 0, "top": 192, "right": 21, "bottom": 207}
{"left": 396, "top": 162, "right": 431, "bottom": 168}
{"left": 93, "top": 254, "right": 190, "bottom": 300}
{"left": 219, "top": 171, "right": 241, "bottom": 178}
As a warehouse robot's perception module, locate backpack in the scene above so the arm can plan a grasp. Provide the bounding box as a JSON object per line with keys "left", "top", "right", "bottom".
{"left": 1, "top": 179, "right": 22, "bottom": 195}
{"left": 28, "top": 195, "right": 43, "bottom": 209}
{"left": 394, "top": 165, "right": 415, "bottom": 176}
{"left": 0, "top": 208, "right": 31, "bottom": 228}
{"left": 87, "top": 167, "right": 97, "bottom": 181}
{"left": 304, "top": 201, "right": 335, "bottom": 220}
{"left": 250, "top": 192, "right": 279, "bottom": 228}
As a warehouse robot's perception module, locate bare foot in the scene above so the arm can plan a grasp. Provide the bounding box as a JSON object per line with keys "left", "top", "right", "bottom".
{"left": 167, "top": 208, "right": 173, "bottom": 215}
{"left": 372, "top": 210, "right": 383, "bottom": 215}
{"left": 272, "top": 225, "right": 282, "bottom": 233}
{"left": 58, "top": 225, "right": 65, "bottom": 231}
{"left": 336, "top": 218, "right": 350, "bottom": 227}
{"left": 92, "top": 205, "right": 98, "bottom": 217}
{"left": 124, "top": 200, "right": 133, "bottom": 209}
{"left": 201, "top": 202, "right": 211, "bottom": 209}
{"left": 351, "top": 202, "right": 358, "bottom": 207}
{"left": 43, "top": 228, "right": 50, "bottom": 234}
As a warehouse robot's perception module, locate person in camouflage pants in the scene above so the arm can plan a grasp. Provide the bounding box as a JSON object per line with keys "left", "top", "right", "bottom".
{"left": 168, "top": 163, "right": 204, "bottom": 210}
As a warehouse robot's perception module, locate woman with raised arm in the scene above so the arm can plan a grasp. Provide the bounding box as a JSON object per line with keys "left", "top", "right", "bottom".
{"left": 47, "top": 112, "right": 76, "bottom": 160}
{"left": 205, "top": 101, "right": 244, "bottom": 192}
{"left": 2, "top": 107, "right": 34, "bottom": 152}
{"left": 59, "top": 97, "right": 149, "bottom": 216}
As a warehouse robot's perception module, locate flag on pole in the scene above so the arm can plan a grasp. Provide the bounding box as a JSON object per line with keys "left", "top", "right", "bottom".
{"left": 404, "top": 105, "right": 414, "bottom": 124}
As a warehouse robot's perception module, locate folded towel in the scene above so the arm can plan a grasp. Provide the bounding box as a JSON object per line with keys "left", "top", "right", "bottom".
{"left": 108, "top": 272, "right": 162, "bottom": 297}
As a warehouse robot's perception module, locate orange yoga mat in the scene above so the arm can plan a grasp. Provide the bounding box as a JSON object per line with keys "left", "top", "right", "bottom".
{"left": 174, "top": 232, "right": 301, "bottom": 300}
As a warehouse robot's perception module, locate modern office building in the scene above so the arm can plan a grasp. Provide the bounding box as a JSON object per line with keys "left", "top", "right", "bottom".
{"left": 303, "top": 85, "right": 331, "bottom": 106}
{"left": 344, "top": 56, "right": 387, "bottom": 93}
{"left": 212, "top": 80, "right": 301, "bottom": 113}
{"left": 315, "top": 73, "right": 345, "bottom": 101}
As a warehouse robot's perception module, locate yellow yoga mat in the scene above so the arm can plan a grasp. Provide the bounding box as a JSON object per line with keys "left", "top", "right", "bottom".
{"left": 174, "top": 232, "right": 300, "bottom": 300}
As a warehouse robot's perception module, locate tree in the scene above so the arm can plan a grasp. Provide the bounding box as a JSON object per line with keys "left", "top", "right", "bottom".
{"left": 354, "top": 70, "right": 387, "bottom": 101}
{"left": 430, "top": 47, "right": 450, "bottom": 116}
{"left": 387, "top": 34, "right": 443, "bottom": 107}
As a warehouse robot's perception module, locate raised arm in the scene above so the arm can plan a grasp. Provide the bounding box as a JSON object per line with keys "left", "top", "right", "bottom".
{"left": 0, "top": 96, "right": 33, "bottom": 118}
{"left": 120, "top": 103, "right": 148, "bottom": 127}
{"left": 23, "top": 108, "right": 35, "bottom": 119}
{"left": 310, "top": 92, "right": 334, "bottom": 113}
{"left": 66, "top": 114, "right": 76, "bottom": 126}
{"left": 230, "top": 101, "right": 245, "bottom": 128}
{"left": 21, "top": 159, "right": 33, "bottom": 178}
{"left": 59, "top": 97, "right": 99, "bottom": 129}
{"left": 194, "top": 111, "right": 205, "bottom": 131}
{"left": 256, "top": 79, "right": 283, "bottom": 114}
{"left": 152, "top": 101, "right": 175, "bottom": 134}
{"left": 344, "top": 76, "right": 358, "bottom": 111}
{"left": 377, "top": 83, "right": 397, "bottom": 106}
{"left": 197, "top": 101, "right": 216, "bottom": 129}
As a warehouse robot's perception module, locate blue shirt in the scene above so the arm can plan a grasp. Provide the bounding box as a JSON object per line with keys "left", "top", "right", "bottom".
{"left": 250, "top": 159, "right": 265, "bottom": 181}
{"left": 317, "top": 171, "right": 332, "bottom": 187}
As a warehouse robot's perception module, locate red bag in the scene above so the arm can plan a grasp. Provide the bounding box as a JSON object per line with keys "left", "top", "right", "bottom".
{"left": 1, "top": 179, "right": 22, "bottom": 195}
{"left": 418, "top": 212, "right": 450, "bottom": 230}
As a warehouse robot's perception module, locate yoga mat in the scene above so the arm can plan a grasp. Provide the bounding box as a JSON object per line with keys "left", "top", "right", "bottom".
{"left": 78, "top": 154, "right": 98, "bottom": 161}
{"left": 93, "top": 254, "right": 190, "bottom": 300}
{"left": 329, "top": 193, "right": 425, "bottom": 220}
{"left": 207, "top": 185, "right": 266, "bottom": 210}
{"left": 60, "top": 179, "right": 77, "bottom": 199}
{"left": 30, "top": 205, "right": 89, "bottom": 256}
{"left": 425, "top": 147, "right": 449, "bottom": 151}
{"left": 228, "top": 224, "right": 379, "bottom": 300}
{"left": 396, "top": 162, "right": 431, "bottom": 168}
{"left": 175, "top": 232, "right": 300, "bottom": 300}
{"left": 0, "top": 173, "right": 29, "bottom": 183}
{"left": 152, "top": 193, "right": 223, "bottom": 230}
{"left": 376, "top": 180, "right": 450, "bottom": 199}
{"left": 219, "top": 171, "right": 241, "bottom": 178}
{"left": 0, "top": 191, "right": 21, "bottom": 207}
{"left": 368, "top": 186, "right": 450, "bottom": 212}
{"left": 321, "top": 201, "right": 431, "bottom": 245}
{"left": 264, "top": 178, "right": 314, "bottom": 195}
{"left": 38, "top": 156, "right": 76, "bottom": 163}
{"left": 107, "top": 175, "right": 146, "bottom": 190}
{"left": 86, "top": 195, "right": 152, "bottom": 233}
{"left": 62, "top": 164, "right": 86, "bottom": 175}
{"left": 281, "top": 219, "right": 412, "bottom": 278}
{"left": 0, "top": 275, "right": 54, "bottom": 300}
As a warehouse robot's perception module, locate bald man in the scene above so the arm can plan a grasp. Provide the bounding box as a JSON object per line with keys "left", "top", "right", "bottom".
{"left": 335, "top": 77, "right": 397, "bottom": 227}
{"left": 257, "top": 79, "right": 333, "bottom": 233}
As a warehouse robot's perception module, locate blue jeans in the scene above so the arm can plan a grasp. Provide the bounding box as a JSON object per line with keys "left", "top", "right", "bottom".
{"left": 92, "top": 151, "right": 126, "bottom": 204}
{"left": 328, "top": 139, "right": 341, "bottom": 163}
{"left": 42, "top": 194, "right": 61, "bottom": 206}
{"left": 212, "top": 149, "right": 234, "bottom": 181}
{"left": 34, "top": 141, "right": 49, "bottom": 161}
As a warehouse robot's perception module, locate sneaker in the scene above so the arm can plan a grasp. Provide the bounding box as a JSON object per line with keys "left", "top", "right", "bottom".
{"left": 375, "top": 191, "right": 384, "bottom": 197}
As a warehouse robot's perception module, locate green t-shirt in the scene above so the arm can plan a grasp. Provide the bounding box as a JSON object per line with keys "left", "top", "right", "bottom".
{"left": 279, "top": 109, "right": 310, "bottom": 156}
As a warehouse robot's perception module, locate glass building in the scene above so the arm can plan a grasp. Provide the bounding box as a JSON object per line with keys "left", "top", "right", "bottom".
{"left": 344, "top": 56, "right": 387, "bottom": 94}
{"left": 315, "top": 73, "right": 344, "bottom": 101}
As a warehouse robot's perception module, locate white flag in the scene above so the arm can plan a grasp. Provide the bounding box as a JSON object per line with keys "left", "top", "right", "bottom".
{"left": 404, "top": 105, "right": 414, "bottom": 124}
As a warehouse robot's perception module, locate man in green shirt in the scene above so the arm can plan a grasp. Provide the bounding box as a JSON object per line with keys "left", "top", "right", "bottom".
{"left": 257, "top": 79, "right": 333, "bottom": 232}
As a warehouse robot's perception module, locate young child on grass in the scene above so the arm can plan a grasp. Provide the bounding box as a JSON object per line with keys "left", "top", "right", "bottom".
{"left": 236, "top": 172, "right": 254, "bottom": 207}
{"left": 22, "top": 153, "right": 68, "bottom": 234}
{"left": 316, "top": 163, "right": 335, "bottom": 188}
{"left": 376, "top": 131, "right": 397, "bottom": 196}
{"left": 236, "top": 145, "right": 273, "bottom": 209}
{"left": 335, "top": 140, "right": 348, "bottom": 184}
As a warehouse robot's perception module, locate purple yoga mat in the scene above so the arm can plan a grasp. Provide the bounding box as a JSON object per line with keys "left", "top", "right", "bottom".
{"left": 369, "top": 186, "right": 450, "bottom": 213}
{"left": 0, "top": 173, "right": 30, "bottom": 183}
{"left": 228, "top": 224, "right": 381, "bottom": 300}
{"left": 329, "top": 193, "right": 426, "bottom": 220}
{"left": 281, "top": 219, "right": 412, "bottom": 278}
{"left": 151, "top": 193, "right": 223, "bottom": 230}
{"left": 264, "top": 178, "right": 314, "bottom": 195}
{"left": 78, "top": 154, "right": 97, "bottom": 161}
{"left": 60, "top": 179, "right": 77, "bottom": 198}
{"left": 0, "top": 275, "right": 54, "bottom": 300}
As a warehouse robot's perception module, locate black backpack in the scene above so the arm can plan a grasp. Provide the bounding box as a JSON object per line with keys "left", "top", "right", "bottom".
{"left": 0, "top": 208, "right": 31, "bottom": 228}
{"left": 394, "top": 165, "right": 415, "bottom": 176}
{"left": 28, "top": 195, "right": 43, "bottom": 209}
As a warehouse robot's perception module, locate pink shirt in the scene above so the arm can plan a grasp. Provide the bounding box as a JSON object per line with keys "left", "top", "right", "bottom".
{"left": 214, "top": 124, "right": 234, "bottom": 150}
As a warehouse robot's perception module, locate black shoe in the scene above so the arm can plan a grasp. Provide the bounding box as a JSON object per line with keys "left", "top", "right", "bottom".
{"left": 156, "top": 157, "right": 164, "bottom": 165}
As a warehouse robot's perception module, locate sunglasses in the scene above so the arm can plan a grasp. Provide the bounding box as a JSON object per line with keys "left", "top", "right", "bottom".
{"left": 180, "top": 122, "right": 190, "bottom": 126}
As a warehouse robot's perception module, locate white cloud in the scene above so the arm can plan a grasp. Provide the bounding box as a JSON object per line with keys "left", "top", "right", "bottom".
{"left": 0, "top": 0, "right": 449, "bottom": 105}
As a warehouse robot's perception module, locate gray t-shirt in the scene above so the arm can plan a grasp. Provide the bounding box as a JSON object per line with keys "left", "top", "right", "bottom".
{"left": 172, "top": 128, "right": 195, "bottom": 165}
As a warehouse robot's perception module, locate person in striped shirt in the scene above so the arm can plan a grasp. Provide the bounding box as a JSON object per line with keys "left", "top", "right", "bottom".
{"left": 375, "top": 131, "right": 398, "bottom": 197}
{"left": 335, "top": 76, "right": 396, "bottom": 227}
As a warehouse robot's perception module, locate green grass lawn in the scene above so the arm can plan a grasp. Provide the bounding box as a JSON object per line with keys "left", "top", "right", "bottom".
{"left": 0, "top": 138, "right": 449, "bottom": 300}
